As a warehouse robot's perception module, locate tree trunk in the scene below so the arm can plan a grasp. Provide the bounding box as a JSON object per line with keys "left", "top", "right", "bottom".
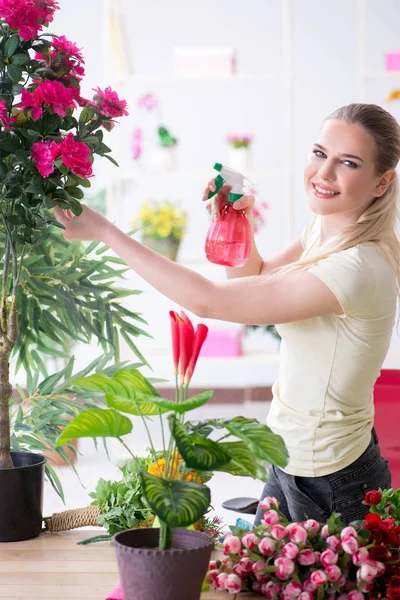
{"left": 0, "top": 341, "right": 13, "bottom": 468}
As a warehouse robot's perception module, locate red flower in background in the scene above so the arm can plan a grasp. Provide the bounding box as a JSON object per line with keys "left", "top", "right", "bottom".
{"left": 92, "top": 86, "right": 129, "bottom": 119}
{"left": 169, "top": 310, "right": 208, "bottom": 384}
{"left": 0, "top": 0, "right": 59, "bottom": 40}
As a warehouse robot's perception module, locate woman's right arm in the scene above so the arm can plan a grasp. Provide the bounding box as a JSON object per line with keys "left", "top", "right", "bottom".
{"left": 203, "top": 180, "right": 304, "bottom": 279}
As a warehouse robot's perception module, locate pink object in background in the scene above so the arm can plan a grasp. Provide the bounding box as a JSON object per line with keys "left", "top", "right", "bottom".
{"left": 385, "top": 52, "right": 400, "bottom": 71}
{"left": 200, "top": 329, "right": 243, "bottom": 357}
{"left": 106, "top": 581, "right": 123, "bottom": 600}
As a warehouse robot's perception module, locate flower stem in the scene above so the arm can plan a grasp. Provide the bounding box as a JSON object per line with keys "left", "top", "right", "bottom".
{"left": 159, "top": 520, "right": 173, "bottom": 550}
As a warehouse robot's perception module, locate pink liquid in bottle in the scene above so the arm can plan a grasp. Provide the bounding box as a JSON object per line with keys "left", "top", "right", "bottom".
{"left": 205, "top": 203, "right": 251, "bottom": 267}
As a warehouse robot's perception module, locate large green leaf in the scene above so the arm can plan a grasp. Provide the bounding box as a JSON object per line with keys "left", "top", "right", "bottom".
{"left": 106, "top": 393, "right": 168, "bottom": 416}
{"left": 169, "top": 415, "right": 231, "bottom": 470}
{"left": 216, "top": 441, "right": 268, "bottom": 481}
{"left": 140, "top": 471, "right": 210, "bottom": 527}
{"left": 56, "top": 408, "right": 132, "bottom": 446}
{"left": 220, "top": 417, "right": 288, "bottom": 468}
{"left": 72, "top": 368, "right": 158, "bottom": 398}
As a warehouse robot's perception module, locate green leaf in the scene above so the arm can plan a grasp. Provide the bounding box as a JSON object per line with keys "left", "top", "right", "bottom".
{"left": 106, "top": 393, "right": 168, "bottom": 416}
{"left": 10, "top": 52, "right": 30, "bottom": 66}
{"left": 71, "top": 368, "right": 158, "bottom": 398}
{"left": 221, "top": 418, "right": 288, "bottom": 468}
{"left": 5, "top": 34, "right": 20, "bottom": 58}
{"left": 140, "top": 472, "right": 210, "bottom": 528}
{"left": 169, "top": 415, "right": 231, "bottom": 470}
{"left": 65, "top": 186, "right": 84, "bottom": 200}
{"left": 217, "top": 441, "right": 268, "bottom": 480}
{"left": 68, "top": 75, "right": 80, "bottom": 89}
{"left": 0, "top": 138, "right": 20, "bottom": 152}
{"left": 104, "top": 154, "right": 119, "bottom": 167}
{"left": 56, "top": 408, "right": 132, "bottom": 446}
{"left": 7, "top": 64, "right": 22, "bottom": 83}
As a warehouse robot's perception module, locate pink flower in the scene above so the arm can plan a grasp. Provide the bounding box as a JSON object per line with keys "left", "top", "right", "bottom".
{"left": 52, "top": 35, "right": 84, "bottom": 63}
{"left": 303, "top": 519, "right": 320, "bottom": 533}
{"left": 92, "top": 86, "right": 129, "bottom": 118}
{"left": 340, "top": 526, "right": 358, "bottom": 540}
{"left": 261, "top": 581, "right": 282, "bottom": 598}
{"left": 238, "top": 557, "right": 253, "bottom": 575}
{"left": 337, "top": 595, "right": 349, "bottom": 600}
{"left": 138, "top": 92, "right": 158, "bottom": 111}
{"left": 289, "top": 525, "right": 308, "bottom": 544}
{"left": 298, "top": 594, "right": 313, "bottom": 600}
{"left": 241, "top": 532, "right": 260, "bottom": 551}
{"left": 20, "top": 89, "right": 43, "bottom": 120}
{"left": 32, "top": 140, "right": 61, "bottom": 177}
{"left": 321, "top": 524, "right": 329, "bottom": 539}
{"left": 341, "top": 535, "right": 359, "bottom": 555}
{"left": 205, "top": 570, "right": 219, "bottom": 586}
{"left": 208, "top": 560, "right": 220, "bottom": 571}
{"left": 310, "top": 570, "right": 327, "bottom": 586}
{"left": 216, "top": 572, "right": 228, "bottom": 590}
{"left": 352, "top": 548, "right": 370, "bottom": 566}
{"left": 282, "top": 542, "right": 299, "bottom": 559}
{"left": 131, "top": 128, "right": 142, "bottom": 160}
{"left": 0, "top": 100, "right": 16, "bottom": 129}
{"left": 302, "top": 578, "right": 317, "bottom": 593}
{"left": 375, "top": 561, "right": 386, "bottom": 576}
{"left": 320, "top": 549, "right": 338, "bottom": 567}
{"left": 223, "top": 534, "right": 241, "bottom": 555}
{"left": 225, "top": 573, "right": 242, "bottom": 594}
{"left": 40, "top": 80, "right": 75, "bottom": 117}
{"left": 263, "top": 509, "right": 280, "bottom": 525}
{"left": 325, "top": 564, "right": 342, "bottom": 582}
{"left": 252, "top": 560, "right": 266, "bottom": 577}
{"left": 337, "top": 575, "right": 346, "bottom": 587}
{"left": 259, "top": 496, "right": 279, "bottom": 510}
{"left": 270, "top": 524, "right": 287, "bottom": 540}
{"left": 284, "top": 581, "right": 302, "bottom": 599}
{"left": 239, "top": 548, "right": 248, "bottom": 558}
{"left": 359, "top": 581, "right": 374, "bottom": 593}
{"left": 297, "top": 549, "right": 316, "bottom": 566}
{"left": 359, "top": 561, "right": 378, "bottom": 582}
{"left": 0, "top": 0, "right": 59, "bottom": 40}
{"left": 259, "top": 536, "right": 276, "bottom": 556}
{"left": 347, "top": 591, "right": 364, "bottom": 600}
{"left": 327, "top": 535, "right": 341, "bottom": 551}
{"left": 274, "top": 557, "right": 295, "bottom": 580}
{"left": 221, "top": 558, "right": 233, "bottom": 570}
{"left": 59, "top": 132, "right": 93, "bottom": 178}
{"left": 253, "top": 581, "right": 262, "bottom": 593}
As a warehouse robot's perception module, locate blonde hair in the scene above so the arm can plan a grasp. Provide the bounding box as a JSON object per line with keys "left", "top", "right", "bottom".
{"left": 280, "top": 103, "right": 400, "bottom": 286}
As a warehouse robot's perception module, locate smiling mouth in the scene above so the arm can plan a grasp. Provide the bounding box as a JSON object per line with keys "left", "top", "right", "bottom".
{"left": 312, "top": 183, "right": 340, "bottom": 196}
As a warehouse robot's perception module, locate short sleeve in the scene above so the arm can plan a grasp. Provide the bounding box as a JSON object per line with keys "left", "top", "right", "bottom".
{"left": 307, "top": 247, "right": 376, "bottom": 317}
{"left": 300, "top": 216, "right": 318, "bottom": 250}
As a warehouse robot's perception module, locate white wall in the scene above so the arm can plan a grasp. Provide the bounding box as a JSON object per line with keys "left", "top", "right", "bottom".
{"left": 43, "top": 0, "right": 400, "bottom": 386}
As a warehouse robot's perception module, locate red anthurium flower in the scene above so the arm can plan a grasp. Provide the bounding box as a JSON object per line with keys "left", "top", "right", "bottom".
{"left": 179, "top": 311, "right": 195, "bottom": 382}
{"left": 169, "top": 311, "right": 180, "bottom": 374}
{"left": 185, "top": 324, "right": 209, "bottom": 384}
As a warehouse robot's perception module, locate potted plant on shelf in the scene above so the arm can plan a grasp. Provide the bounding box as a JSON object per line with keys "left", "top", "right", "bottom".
{"left": 133, "top": 199, "right": 188, "bottom": 261}
{"left": 55, "top": 310, "right": 288, "bottom": 600}
{"left": 137, "top": 92, "right": 178, "bottom": 171}
{"left": 0, "top": 0, "right": 129, "bottom": 541}
{"left": 226, "top": 133, "right": 253, "bottom": 171}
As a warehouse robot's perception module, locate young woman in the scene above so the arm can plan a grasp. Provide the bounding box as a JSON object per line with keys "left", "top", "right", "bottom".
{"left": 54, "top": 103, "right": 400, "bottom": 525}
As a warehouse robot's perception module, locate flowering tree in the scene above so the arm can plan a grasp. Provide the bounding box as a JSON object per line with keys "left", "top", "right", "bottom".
{"left": 0, "top": 0, "right": 128, "bottom": 468}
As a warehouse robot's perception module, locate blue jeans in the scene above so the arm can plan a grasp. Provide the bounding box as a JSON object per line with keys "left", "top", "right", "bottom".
{"left": 254, "top": 429, "right": 391, "bottom": 525}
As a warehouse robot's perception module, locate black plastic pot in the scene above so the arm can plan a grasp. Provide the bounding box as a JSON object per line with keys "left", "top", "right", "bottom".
{"left": 114, "top": 528, "right": 214, "bottom": 600}
{"left": 0, "top": 452, "right": 46, "bottom": 542}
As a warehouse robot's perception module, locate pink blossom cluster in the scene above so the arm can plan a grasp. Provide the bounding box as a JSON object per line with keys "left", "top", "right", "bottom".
{"left": 35, "top": 35, "right": 86, "bottom": 79}
{"left": 0, "top": 0, "right": 59, "bottom": 40}
{"left": 0, "top": 100, "right": 17, "bottom": 129}
{"left": 20, "top": 79, "right": 76, "bottom": 120}
{"left": 205, "top": 496, "right": 385, "bottom": 598}
{"left": 32, "top": 133, "right": 92, "bottom": 178}
{"left": 226, "top": 133, "right": 253, "bottom": 148}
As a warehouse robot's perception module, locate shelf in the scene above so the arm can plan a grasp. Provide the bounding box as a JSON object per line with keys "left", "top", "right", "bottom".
{"left": 117, "top": 74, "right": 291, "bottom": 84}
{"left": 109, "top": 168, "right": 288, "bottom": 183}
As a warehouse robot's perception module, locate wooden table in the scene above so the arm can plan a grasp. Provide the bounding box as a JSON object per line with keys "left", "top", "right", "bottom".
{"left": 0, "top": 530, "right": 256, "bottom": 600}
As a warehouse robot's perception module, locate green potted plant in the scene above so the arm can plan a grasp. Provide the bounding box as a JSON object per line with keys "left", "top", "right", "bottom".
{"left": 0, "top": 0, "right": 129, "bottom": 541}
{"left": 133, "top": 199, "right": 188, "bottom": 261}
{"left": 56, "top": 310, "right": 288, "bottom": 600}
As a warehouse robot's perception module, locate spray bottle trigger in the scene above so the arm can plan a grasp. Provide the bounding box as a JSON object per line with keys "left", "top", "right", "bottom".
{"left": 207, "top": 174, "right": 225, "bottom": 200}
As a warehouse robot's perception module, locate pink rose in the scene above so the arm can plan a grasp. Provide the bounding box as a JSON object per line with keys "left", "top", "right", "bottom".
{"left": 274, "top": 557, "right": 295, "bottom": 580}
{"left": 302, "top": 578, "right": 317, "bottom": 593}
{"left": 59, "top": 132, "right": 93, "bottom": 178}
{"left": 241, "top": 532, "right": 260, "bottom": 551}
{"left": 263, "top": 509, "right": 280, "bottom": 525}
{"left": 325, "top": 564, "right": 342, "bottom": 582}
{"left": 252, "top": 581, "right": 262, "bottom": 593}
{"left": 270, "top": 524, "right": 288, "bottom": 540}
{"left": 321, "top": 549, "right": 338, "bottom": 567}
{"left": 303, "top": 519, "right": 320, "bottom": 533}
{"left": 352, "top": 548, "right": 370, "bottom": 566}
{"left": 348, "top": 591, "right": 364, "bottom": 600}
{"left": 238, "top": 557, "right": 253, "bottom": 575}
{"left": 321, "top": 524, "right": 329, "bottom": 539}
{"left": 205, "top": 569, "right": 219, "bottom": 586}
{"left": 216, "top": 572, "right": 228, "bottom": 590}
{"left": 310, "top": 570, "right": 327, "bottom": 586}
{"left": 225, "top": 573, "right": 242, "bottom": 594}
{"left": 259, "top": 496, "right": 279, "bottom": 510}
{"left": 221, "top": 558, "right": 233, "bottom": 570}
{"left": 208, "top": 560, "right": 220, "bottom": 571}
{"left": 289, "top": 525, "right": 308, "bottom": 544}
{"left": 298, "top": 594, "right": 314, "bottom": 600}
{"left": 341, "top": 535, "right": 359, "bottom": 555}
{"left": 327, "top": 535, "right": 342, "bottom": 551}
{"left": 261, "top": 581, "right": 282, "bottom": 598}
{"left": 259, "top": 536, "right": 276, "bottom": 556}
{"left": 359, "top": 561, "right": 378, "bottom": 582}
{"left": 223, "top": 535, "right": 241, "bottom": 555}
{"left": 284, "top": 581, "right": 302, "bottom": 598}
{"left": 32, "top": 140, "right": 61, "bottom": 177}
{"left": 297, "top": 549, "right": 316, "bottom": 566}
{"left": 282, "top": 542, "right": 299, "bottom": 559}
{"left": 239, "top": 548, "right": 248, "bottom": 558}
{"left": 252, "top": 559, "right": 266, "bottom": 577}
{"left": 340, "top": 526, "right": 358, "bottom": 540}
{"left": 337, "top": 595, "right": 349, "bottom": 600}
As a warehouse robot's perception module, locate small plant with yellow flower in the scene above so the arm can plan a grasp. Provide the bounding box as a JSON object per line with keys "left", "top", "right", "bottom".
{"left": 134, "top": 200, "right": 188, "bottom": 241}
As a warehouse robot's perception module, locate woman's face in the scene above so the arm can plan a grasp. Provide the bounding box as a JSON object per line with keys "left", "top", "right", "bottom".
{"left": 304, "top": 119, "right": 383, "bottom": 219}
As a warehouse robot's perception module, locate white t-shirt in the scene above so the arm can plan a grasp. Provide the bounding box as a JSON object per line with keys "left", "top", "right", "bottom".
{"left": 266, "top": 217, "right": 397, "bottom": 477}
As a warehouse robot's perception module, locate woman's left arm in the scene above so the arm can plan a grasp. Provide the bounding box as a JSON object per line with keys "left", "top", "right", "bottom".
{"left": 103, "top": 223, "right": 342, "bottom": 325}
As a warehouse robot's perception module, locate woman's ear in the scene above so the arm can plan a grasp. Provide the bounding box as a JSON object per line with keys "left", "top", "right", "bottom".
{"left": 375, "top": 170, "right": 397, "bottom": 197}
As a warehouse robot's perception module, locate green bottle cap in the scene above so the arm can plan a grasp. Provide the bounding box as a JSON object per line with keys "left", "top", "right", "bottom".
{"left": 213, "top": 162, "right": 223, "bottom": 172}
{"left": 228, "top": 192, "right": 244, "bottom": 203}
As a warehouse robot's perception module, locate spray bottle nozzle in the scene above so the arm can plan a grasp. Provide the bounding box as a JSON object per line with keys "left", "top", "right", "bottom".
{"left": 207, "top": 162, "right": 250, "bottom": 202}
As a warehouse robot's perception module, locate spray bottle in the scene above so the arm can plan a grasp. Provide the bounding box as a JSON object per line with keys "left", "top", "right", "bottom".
{"left": 205, "top": 162, "right": 251, "bottom": 267}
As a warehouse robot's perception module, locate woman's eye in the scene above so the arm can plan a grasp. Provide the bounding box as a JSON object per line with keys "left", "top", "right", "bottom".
{"left": 343, "top": 160, "right": 358, "bottom": 169}
{"left": 312, "top": 150, "right": 326, "bottom": 158}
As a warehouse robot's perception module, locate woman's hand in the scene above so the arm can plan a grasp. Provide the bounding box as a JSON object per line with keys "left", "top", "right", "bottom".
{"left": 53, "top": 204, "right": 112, "bottom": 242}
{"left": 202, "top": 178, "right": 255, "bottom": 221}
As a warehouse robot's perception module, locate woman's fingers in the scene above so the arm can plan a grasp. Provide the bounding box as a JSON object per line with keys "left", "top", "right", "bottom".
{"left": 232, "top": 194, "right": 256, "bottom": 214}
{"left": 202, "top": 178, "right": 216, "bottom": 201}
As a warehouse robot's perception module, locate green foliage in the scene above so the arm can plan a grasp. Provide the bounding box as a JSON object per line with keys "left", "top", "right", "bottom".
{"left": 89, "top": 458, "right": 153, "bottom": 535}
